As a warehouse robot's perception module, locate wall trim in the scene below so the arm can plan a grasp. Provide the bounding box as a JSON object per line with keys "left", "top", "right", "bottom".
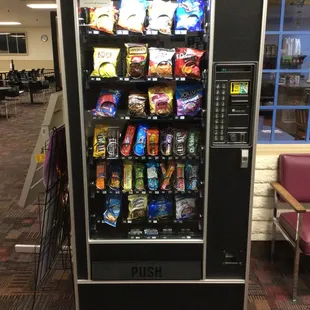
{"left": 257, "top": 144, "right": 310, "bottom": 155}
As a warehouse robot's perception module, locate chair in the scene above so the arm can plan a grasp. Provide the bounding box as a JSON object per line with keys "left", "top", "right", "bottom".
{"left": 270, "top": 154, "right": 310, "bottom": 301}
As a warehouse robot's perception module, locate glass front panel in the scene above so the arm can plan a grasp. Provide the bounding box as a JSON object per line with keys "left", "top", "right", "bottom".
{"left": 278, "top": 72, "right": 310, "bottom": 105}
{"left": 275, "top": 108, "right": 309, "bottom": 141}
{"left": 266, "top": 0, "right": 281, "bottom": 31}
{"left": 258, "top": 110, "right": 274, "bottom": 142}
{"left": 280, "top": 35, "right": 310, "bottom": 69}
{"left": 78, "top": 0, "right": 209, "bottom": 241}
{"left": 284, "top": 0, "right": 310, "bottom": 31}
{"left": 264, "top": 35, "right": 279, "bottom": 70}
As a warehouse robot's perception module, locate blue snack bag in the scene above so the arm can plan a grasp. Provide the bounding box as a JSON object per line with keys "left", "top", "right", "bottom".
{"left": 176, "top": 84, "right": 203, "bottom": 116}
{"left": 104, "top": 195, "right": 121, "bottom": 227}
{"left": 186, "top": 161, "right": 199, "bottom": 191}
{"left": 146, "top": 162, "right": 159, "bottom": 190}
{"left": 94, "top": 89, "right": 121, "bottom": 117}
{"left": 148, "top": 196, "right": 173, "bottom": 220}
{"left": 134, "top": 124, "right": 148, "bottom": 156}
{"left": 175, "top": 0, "right": 204, "bottom": 32}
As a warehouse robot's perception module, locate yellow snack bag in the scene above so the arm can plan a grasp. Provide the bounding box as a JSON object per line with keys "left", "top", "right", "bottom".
{"left": 148, "top": 85, "right": 174, "bottom": 116}
{"left": 91, "top": 48, "right": 120, "bottom": 78}
{"left": 123, "top": 161, "right": 133, "bottom": 192}
{"left": 93, "top": 125, "right": 108, "bottom": 158}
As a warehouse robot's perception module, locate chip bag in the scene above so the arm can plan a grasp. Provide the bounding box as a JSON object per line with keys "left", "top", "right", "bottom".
{"left": 89, "top": 5, "right": 118, "bottom": 34}
{"left": 128, "top": 92, "right": 147, "bottom": 117}
{"left": 96, "top": 162, "right": 107, "bottom": 190}
{"left": 175, "top": 0, "right": 204, "bottom": 32}
{"left": 176, "top": 84, "right": 203, "bottom": 116}
{"left": 148, "top": 196, "right": 173, "bottom": 220}
{"left": 147, "top": 0, "right": 177, "bottom": 35}
{"left": 175, "top": 47, "right": 205, "bottom": 80}
{"left": 118, "top": 0, "right": 148, "bottom": 33}
{"left": 148, "top": 85, "right": 174, "bottom": 116}
{"left": 128, "top": 195, "right": 148, "bottom": 220}
{"left": 175, "top": 195, "right": 197, "bottom": 220}
{"left": 91, "top": 47, "right": 120, "bottom": 78}
{"left": 93, "top": 125, "right": 108, "bottom": 158}
{"left": 148, "top": 48, "right": 175, "bottom": 79}
{"left": 93, "top": 90, "right": 121, "bottom": 117}
{"left": 125, "top": 43, "right": 148, "bottom": 79}
{"left": 104, "top": 195, "right": 121, "bottom": 227}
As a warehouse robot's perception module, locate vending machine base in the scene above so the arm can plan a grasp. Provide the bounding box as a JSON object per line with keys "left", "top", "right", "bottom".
{"left": 78, "top": 283, "right": 246, "bottom": 310}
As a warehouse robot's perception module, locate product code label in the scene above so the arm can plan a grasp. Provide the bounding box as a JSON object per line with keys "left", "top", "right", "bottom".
{"left": 80, "top": 0, "right": 112, "bottom": 8}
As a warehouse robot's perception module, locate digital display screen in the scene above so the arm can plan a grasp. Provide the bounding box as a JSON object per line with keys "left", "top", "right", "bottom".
{"left": 230, "top": 82, "right": 249, "bottom": 95}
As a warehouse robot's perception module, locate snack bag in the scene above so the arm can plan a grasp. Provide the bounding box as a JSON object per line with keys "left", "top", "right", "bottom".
{"left": 128, "top": 92, "right": 147, "bottom": 117}
{"left": 89, "top": 5, "right": 118, "bottom": 34}
{"left": 147, "top": 0, "right": 177, "bottom": 35}
{"left": 107, "top": 127, "right": 119, "bottom": 158}
{"left": 174, "top": 47, "right": 205, "bottom": 80}
{"left": 148, "top": 85, "right": 173, "bottom": 116}
{"left": 175, "top": 163, "right": 185, "bottom": 191}
{"left": 93, "top": 125, "right": 108, "bottom": 158}
{"left": 125, "top": 43, "right": 148, "bottom": 79}
{"left": 173, "top": 129, "right": 188, "bottom": 156}
{"left": 147, "top": 128, "right": 159, "bottom": 156}
{"left": 128, "top": 195, "right": 148, "bottom": 220}
{"left": 148, "top": 196, "right": 173, "bottom": 220}
{"left": 175, "top": 0, "right": 204, "bottom": 32}
{"left": 160, "top": 129, "right": 173, "bottom": 156}
{"left": 94, "top": 90, "right": 121, "bottom": 117}
{"left": 109, "top": 164, "right": 121, "bottom": 190}
{"left": 121, "top": 125, "right": 136, "bottom": 156}
{"left": 96, "top": 162, "right": 107, "bottom": 190}
{"left": 118, "top": 0, "right": 148, "bottom": 33}
{"left": 161, "top": 162, "right": 175, "bottom": 190}
{"left": 148, "top": 48, "right": 175, "bottom": 79}
{"left": 176, "top": 84, "right": 203, "bottom": 116}
{"left": 123, "top": 161, "right": 133, "bottom": 192}
{"left": 104, "top": 195, "right": 121, "bottom": 227}
{"left": 186, "top": 161, "right": 199, "bottom": 191}
{"left": 134, "top": 164, "right": 145, "bottom": 191}
{"left": 134, "top": 124, "right": 148, "bottom": 156}
{"left": 175, "top": 195, "right": 197, "bottom": 220}
{"left": 187, "top": 130, "right": 200, "bottom": 156}
{"left": 91, "top": 48, "right": 120, "bottom": 77}
{"left": 146, "top": 162, "right": 159, "bottom": 190}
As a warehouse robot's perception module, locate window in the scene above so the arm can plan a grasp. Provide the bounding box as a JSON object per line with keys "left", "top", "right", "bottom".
{"left": 0, "top": 33, "right": 27, "bottom": 54}
{"left": 259, "top": 0, "right": 310, "bottom": 143}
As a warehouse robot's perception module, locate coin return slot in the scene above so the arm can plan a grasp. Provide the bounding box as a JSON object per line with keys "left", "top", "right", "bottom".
{"left": 223, "top": 251, "right": 240, "bottom": 265}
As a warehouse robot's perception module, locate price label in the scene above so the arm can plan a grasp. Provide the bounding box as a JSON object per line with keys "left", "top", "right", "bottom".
{"left": 93, "top": 30, "right": 99, "bottom": 34}
{"left": 80, "top": 0, "right": 112, "bottom": 7}
{"left": 153, "top": 116, "right": 158, "bottom": 120}
{"left": 147, "top": 77, "right": 152, "bottom": 81}
{"left": 152, "top": 77, "right": 158, "bottom": 81}
{"left": 142, "top": 191, "right": 146, "bottom": 194}
{"left": 125, "top": 116, "right": 130, "bottom": 120}
{"left": 180, "top": 116, "right": 185, "bottom": 119}
{"left": 180, "top": 77, "right": 186, "bottom": 81}
{"left": 96, "top": 77, "right": 101, "bottom": 81}
{"left": 124, "top": 77, "right": 130, "bottom": 81}
{"left": 127, "top": 220, "right": 132, "bottom": 224}
{"left": 119, "top": 77, "right": 124, "bottom": 81}
{"left": 155, "top": 191, "right": 159, "bottom": 194}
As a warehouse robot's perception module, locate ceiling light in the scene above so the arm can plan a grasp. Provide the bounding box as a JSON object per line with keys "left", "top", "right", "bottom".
{"left": 0, "top": 22, "right": 21, "bottom": 25}
{"left": 27, "top": 3, "right": 57, "bottom": 9}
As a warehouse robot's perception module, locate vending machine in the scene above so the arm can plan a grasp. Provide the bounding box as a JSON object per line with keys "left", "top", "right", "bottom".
{"left": 56, "top": 0, "right": 267, "bottom": 309}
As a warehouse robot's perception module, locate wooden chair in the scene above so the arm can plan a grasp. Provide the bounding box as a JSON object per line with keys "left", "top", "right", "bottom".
{"left": 270, "top": 154, "right": 310, "bottom": 301}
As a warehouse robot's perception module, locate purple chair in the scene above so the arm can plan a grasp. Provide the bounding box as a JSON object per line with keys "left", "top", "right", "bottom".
{"left": 271, "top": 154, "right": 310, "bottom": 301}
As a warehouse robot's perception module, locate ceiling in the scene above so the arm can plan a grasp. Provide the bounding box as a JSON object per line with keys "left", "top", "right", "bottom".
{"left": 0, "top": 0, "right": 56, "bottom": 28}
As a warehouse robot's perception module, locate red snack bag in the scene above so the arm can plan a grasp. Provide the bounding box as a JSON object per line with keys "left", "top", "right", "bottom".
{"left": 147, "top": 128, "right": 159, "bottom": 156}
{"left": 174, "top": 48, "right": 205, "bottom": 80}
{"left": 121, "top": 125, "right": 136, "bottom": 156}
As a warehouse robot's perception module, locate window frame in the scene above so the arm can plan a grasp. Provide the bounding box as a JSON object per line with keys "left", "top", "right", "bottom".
{"left": 259, "top": 0, "right": 310, "bottom": 144}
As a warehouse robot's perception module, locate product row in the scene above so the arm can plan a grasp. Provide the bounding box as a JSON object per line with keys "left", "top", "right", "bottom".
{"left": 93, "top": 125, "right": 201, "bottom": 158}
{"left": 91, "top": 45, "right": 206, "bottom": 80}
{"left": 95, "top": 160, "right": 200, "bottom": 192}
{"left": 102, "top": 194, "right": 198, "bottom": 227}
{"left": 92, "top": 84, "right": 204, "bottom": 118}
{"left": 82, "top": 0, "right": 205, "bottom": 35}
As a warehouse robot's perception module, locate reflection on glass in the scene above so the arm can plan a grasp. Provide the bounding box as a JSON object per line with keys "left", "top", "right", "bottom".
{"left": 275, "top": 108, "right": 309, "bottom": 141}
{"left": 264, "top": 35, "right": 278, "bottom": 69}
{"left": 16, "top": 33, "right": 27, "bottom": 53}
{"left": 8, "top": 34, "right": 17, "bottom": 53}
{"left": 261, "top": 73, "right": 276, "bottom": 106}
{"left": 281, "top": 35, "right": 310, "bottom": 69}
{"left": 258, "top": 110, "right": 273, "bottom": 142}
{"left": 278, "top": 73, "right": 310, "bottom": 105}
{"left": 266, "top": 2, "right": 281, "bottom": 31}
{"left": 284, "top": 1, "right": 310, "bottom": 31}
